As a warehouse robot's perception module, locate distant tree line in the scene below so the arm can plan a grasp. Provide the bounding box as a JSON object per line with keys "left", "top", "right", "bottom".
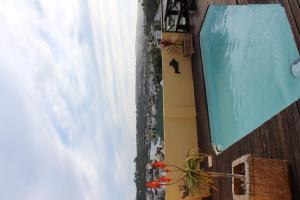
{"left": 141, "top": 0, "right": 160, "bottom": 35}
{"left": 149, "top": 44, "right": 162, "bottom": 83}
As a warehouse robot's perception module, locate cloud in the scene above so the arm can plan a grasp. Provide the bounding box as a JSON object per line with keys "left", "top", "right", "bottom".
{"left": 0, "top": 0, "right": 137, "bottom": 199}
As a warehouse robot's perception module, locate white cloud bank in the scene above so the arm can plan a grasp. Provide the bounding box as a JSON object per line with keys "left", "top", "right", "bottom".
{"left": 0, "top": 0, "right": 137, "bottom": 199}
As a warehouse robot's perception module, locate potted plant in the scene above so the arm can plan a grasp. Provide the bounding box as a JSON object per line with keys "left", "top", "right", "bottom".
{"left": 146, "top": 148, "right": 245, "bottom": 199}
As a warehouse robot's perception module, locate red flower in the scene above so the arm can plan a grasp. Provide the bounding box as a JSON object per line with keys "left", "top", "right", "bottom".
{"left": 159, "top": 39, "right": 173, "bottom": 47}
{"left": 145, "top": 181, "right": 161, "bottom": 188}
{"left": 164, "top": 168, "right": 171, "bottom": 173}
{"left": 159, "top": 176, "right": 172, "bottom": 183}
{"left": 151, "top": 162, "right": 166, "bottom": 169}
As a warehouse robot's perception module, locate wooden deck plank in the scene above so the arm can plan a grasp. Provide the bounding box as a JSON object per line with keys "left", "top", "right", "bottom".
{"left": 263, "top": 119, "right": 278, "bottom": 159}
{"left": 297, "top": 99, "right": 300, "bottom": 115}
{"left": 224, "top": 150, "right": 233, "bottom": 200}
{"left": 213, "top": 156, "right": 221, "bottom": 200}
{"left": 271, "top": 116, "right": 283, "bottom": 159}
{"left": 261, "top": 124, "right": 271, "bottom": 158}
{"left": 236, "top": 0, "right": 246, "bottom": 4}
{"left": 244, "top": 134, "right": 253, "bottom": 155}
{"left": 253, "top": 129, "right": 263, "bottom": 158}
{"left": 280, "top": 109, "right": 299, "bottom": 199}
{"left": 279, "top": 109, "right": 300, "bottom": 199}
{"left": 276, "top": 112, "right": 295, "bottom": 173}
{"left": 224, "top": 157, "right": 233, "bottom": 200}
{"left": 191, "top": 17, "right": 213, "bottom": 154}
{"left": 285, "top": 104, "right": 300, "bottom": 196}
{"left": 282, "top": 0, "right": 300, "bottom": 49}
{"left": 229, "top": 0, "right": 237, "bottom": 5}
{"left": 287, "top": 0, "right": 300, "bottom": 32}
{"left": 219, "top": 153, "right": 231, "bottom": 200}
{"left": 261, "top": 125, "right": 270, "bottom": 158}
{"left": 274, "top": 0, "right": 283, "bottom": 4}
{"left": 195, "top": 0, "right": 211, "bottom": 30}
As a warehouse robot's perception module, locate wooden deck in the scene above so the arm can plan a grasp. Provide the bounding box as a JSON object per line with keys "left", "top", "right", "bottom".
{"left": 189, "top": 0, "right": 300, "bottom": 199}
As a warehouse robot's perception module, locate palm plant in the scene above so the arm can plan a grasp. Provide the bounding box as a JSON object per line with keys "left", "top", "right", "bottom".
{"left": 159, "top": 34, "right": 183, "bottom": 54}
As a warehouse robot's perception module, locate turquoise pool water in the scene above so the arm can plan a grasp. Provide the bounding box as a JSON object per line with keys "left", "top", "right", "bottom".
{"left": 200, "top": 5, "right": 300, "bottom": 151}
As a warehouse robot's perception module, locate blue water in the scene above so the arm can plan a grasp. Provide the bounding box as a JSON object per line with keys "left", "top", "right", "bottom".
{"left": 200, "top": 5, "right": 300, "bottom": 150}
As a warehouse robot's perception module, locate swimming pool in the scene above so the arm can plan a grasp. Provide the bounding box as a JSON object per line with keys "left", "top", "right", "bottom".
{"left": 200, "top": 5, "right": 300, "bottom": 151}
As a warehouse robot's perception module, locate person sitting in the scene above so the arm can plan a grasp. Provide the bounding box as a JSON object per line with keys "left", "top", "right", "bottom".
{"left": 169, "top": 59, "right": 180, "bottom": 74}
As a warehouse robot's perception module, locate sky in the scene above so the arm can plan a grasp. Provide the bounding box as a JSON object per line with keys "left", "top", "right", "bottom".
{"left": 0, "top": 0, "right": 137, "bottom": 199}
